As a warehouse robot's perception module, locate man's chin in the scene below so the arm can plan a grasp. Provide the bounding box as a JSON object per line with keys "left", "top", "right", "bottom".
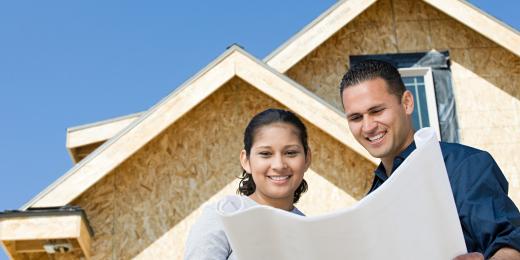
{"left": 366, "top": 148, "right": 389, "bottom": 159}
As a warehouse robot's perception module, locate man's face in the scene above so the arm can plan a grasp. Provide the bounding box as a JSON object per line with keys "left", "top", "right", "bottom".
{"left": 341, "top": 78, "right": 414, "bottom": 163}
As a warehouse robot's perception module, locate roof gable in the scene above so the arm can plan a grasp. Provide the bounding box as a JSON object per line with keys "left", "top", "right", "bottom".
{"left": 265, "top": 0, "right": 519, "bottom": 73}
{"left": 24, "top": 46, "right": 375, "bottom": 209}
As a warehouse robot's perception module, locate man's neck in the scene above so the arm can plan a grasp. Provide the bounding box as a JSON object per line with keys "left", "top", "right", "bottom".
{"left": 381, "top": 158, "right": 394, "bottom": 177}
{"left": 381, "top": 137, "right": 415, "bottom": 177}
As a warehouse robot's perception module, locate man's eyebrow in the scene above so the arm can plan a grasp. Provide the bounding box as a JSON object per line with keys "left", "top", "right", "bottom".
{"left": 346, "top": 104, "right": 385, "bottom": 117}
{"left": 368, "top": 105, "right": 385, "bottom": 111}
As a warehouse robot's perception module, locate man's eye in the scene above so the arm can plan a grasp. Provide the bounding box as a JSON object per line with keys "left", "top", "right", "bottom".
{"left": 349, "top": 115, "right": 361, "bottom": 122}
{"left": 259, "top": 152, "right": 271, "bottom": 157}
{"left": 372, "top": 108, "right": 384, "bottom": 114}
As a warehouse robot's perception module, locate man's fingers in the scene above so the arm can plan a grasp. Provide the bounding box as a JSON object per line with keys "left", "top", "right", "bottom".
{"left": 453, "top": 252, "right": 484, "bottom": 260}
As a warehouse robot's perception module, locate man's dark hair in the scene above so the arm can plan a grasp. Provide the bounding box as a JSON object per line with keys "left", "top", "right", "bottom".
{"left": 339, "top": 60, "right": 406, "bottom": 102}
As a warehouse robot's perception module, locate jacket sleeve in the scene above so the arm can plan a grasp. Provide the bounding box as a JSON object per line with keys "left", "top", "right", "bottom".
{"left": 450, "top": 151, "right": 520, "bottom": 258}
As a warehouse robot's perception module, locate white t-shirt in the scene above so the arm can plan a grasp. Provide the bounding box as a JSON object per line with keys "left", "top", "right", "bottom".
{"left": 184, "top": 195, "right": 304, "bottom": 260}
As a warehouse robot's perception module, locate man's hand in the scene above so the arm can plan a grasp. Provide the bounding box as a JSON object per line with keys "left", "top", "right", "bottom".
{"left": 453, "top": 252, "right": 484, "bottom": 260}
{"left": 453, "top": 248, "right": 520, "bottom": 260}
{"left": 490, "top": 247, "right": 520, "bottom": 260}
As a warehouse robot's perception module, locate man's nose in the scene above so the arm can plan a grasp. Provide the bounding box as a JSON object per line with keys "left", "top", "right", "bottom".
{"left": 362, "top": 116, "right": 377, "bottom": 132}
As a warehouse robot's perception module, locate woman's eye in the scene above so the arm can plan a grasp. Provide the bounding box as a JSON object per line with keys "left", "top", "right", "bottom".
{"left": 286, "top": 151, "right": 299, "bottom": 157}
{"left": 258, "top": 152, "right": 271, "bottom": 157}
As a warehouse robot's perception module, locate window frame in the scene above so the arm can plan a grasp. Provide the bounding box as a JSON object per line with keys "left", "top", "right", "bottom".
{"left": 398, "top": 67, "right": 441, "bottom": 140}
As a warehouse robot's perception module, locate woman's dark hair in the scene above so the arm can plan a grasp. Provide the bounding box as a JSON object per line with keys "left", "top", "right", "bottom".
{"left": 237, "top": 108, "right": 309, "bottom": 203}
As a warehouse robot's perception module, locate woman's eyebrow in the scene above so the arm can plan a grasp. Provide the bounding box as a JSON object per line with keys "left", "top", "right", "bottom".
{"left": 254, "top": 145, "right": 272, "bottom": 149}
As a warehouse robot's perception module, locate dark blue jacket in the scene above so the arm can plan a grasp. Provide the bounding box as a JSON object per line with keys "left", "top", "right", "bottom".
{"left": 369, "top": 141, "right": 520, "bottom": 257}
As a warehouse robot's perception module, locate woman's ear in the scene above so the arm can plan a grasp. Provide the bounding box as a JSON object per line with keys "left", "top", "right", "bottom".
{"left": 304, "top": 148, "right": 312, "bottom": 171}
{"left": 239, "top": 149, "right": 251, "bottom": 173}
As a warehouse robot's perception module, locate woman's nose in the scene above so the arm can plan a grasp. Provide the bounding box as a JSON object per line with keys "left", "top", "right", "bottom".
{"left": 271, "top": 154, "right": 287, "bottom": 171}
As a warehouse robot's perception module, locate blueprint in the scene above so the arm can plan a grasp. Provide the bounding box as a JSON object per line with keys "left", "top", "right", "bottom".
{"left": 217, "top": 128, "right": 467, "bottom": 260}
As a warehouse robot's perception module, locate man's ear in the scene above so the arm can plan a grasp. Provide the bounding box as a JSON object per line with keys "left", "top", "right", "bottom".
{"left": 239, "top": 150, "right": 251, "bottom": 173}
{"left": 402, "top": 90, "right": 414, "bottom": 116}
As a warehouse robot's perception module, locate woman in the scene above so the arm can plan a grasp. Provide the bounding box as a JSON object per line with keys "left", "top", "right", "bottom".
{"left": 184, "top": 108, "right": 312, "bottom": 260}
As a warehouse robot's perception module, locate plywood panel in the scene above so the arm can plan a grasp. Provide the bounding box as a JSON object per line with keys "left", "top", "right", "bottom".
{"left": 132, "top": 179, "right": 240, "bottom": 260}
{"left": 297, "top": 169, "right": 359, "bottom": 216}
{"left": 396, "top": 21, "right": 432, "bottom": 52}
{"left": 306, "top": 123, "right": 373, "bottom": 200}
{"left": 392, "top": 0, "right": 431, "bottom": 21}
{"left": 72, "top": 174, "right": 115, "bottom": 260}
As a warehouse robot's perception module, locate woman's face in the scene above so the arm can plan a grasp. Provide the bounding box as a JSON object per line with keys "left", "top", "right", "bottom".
{"left": 240, "top": 122, "right": 310, "bottom": 207}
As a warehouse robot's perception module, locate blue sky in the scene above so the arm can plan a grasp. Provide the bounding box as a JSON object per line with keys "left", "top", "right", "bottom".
{"left": 0, "top": 0, "right": 518, "bottom": 254}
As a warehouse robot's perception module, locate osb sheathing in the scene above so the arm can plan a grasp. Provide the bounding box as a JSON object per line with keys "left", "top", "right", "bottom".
{"left": 286, "top": 0, "right": 520, "bottom": 203}
{"left": 72, "top": 77, "right": 373, "bottom": 259}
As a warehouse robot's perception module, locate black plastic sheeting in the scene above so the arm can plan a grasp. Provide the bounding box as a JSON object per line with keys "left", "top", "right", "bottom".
{"left": 350, "top": 51, "right": 460, "bottom": 143}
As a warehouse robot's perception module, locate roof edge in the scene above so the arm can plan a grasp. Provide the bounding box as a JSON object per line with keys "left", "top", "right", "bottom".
{"left": 263, "top": 0, "right": 346, "bottom": 63}
{"left": 21, "top": 46, "right": 243, "bottom": 210}
{"left": 67, "top": 112, "right": 144, "bottom": 134}
{"left": 264, "top": 0, "right": 377, "bottom": 73}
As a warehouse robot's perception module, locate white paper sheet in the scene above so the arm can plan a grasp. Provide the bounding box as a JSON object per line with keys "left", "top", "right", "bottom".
{"left": 217, "top": 128, "right": 467, "bottom": 260}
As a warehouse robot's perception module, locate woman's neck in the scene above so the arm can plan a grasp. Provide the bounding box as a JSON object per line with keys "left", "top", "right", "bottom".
{"left": 249, "top": 193, "right": 294, "bottom": 211}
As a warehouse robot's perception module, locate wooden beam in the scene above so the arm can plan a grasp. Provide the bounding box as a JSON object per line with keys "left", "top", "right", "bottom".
{"left": 265, "top": 0, "right": 377, "bottom": 73}
{"left": 66, "top": 113, "right": 141, "bottom": 149}
{"left": 77, "top": 219, "right": 91, "bottom": 260}
{"left": 66, "top": 113, "right": 142, "bottom": 163}
{"left": 0, "top": 215, "right": 80, "bottom": 241}
{"left": 14, "top": 240, "right": 46, "bottom": 253}
{"left": 0, "top": 214, "right": 91, "bottom": 259}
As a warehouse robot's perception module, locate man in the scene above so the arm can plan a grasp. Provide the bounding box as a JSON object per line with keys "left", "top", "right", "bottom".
{"left": 339, "top": 60, "right": 520, "bottom": 259}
